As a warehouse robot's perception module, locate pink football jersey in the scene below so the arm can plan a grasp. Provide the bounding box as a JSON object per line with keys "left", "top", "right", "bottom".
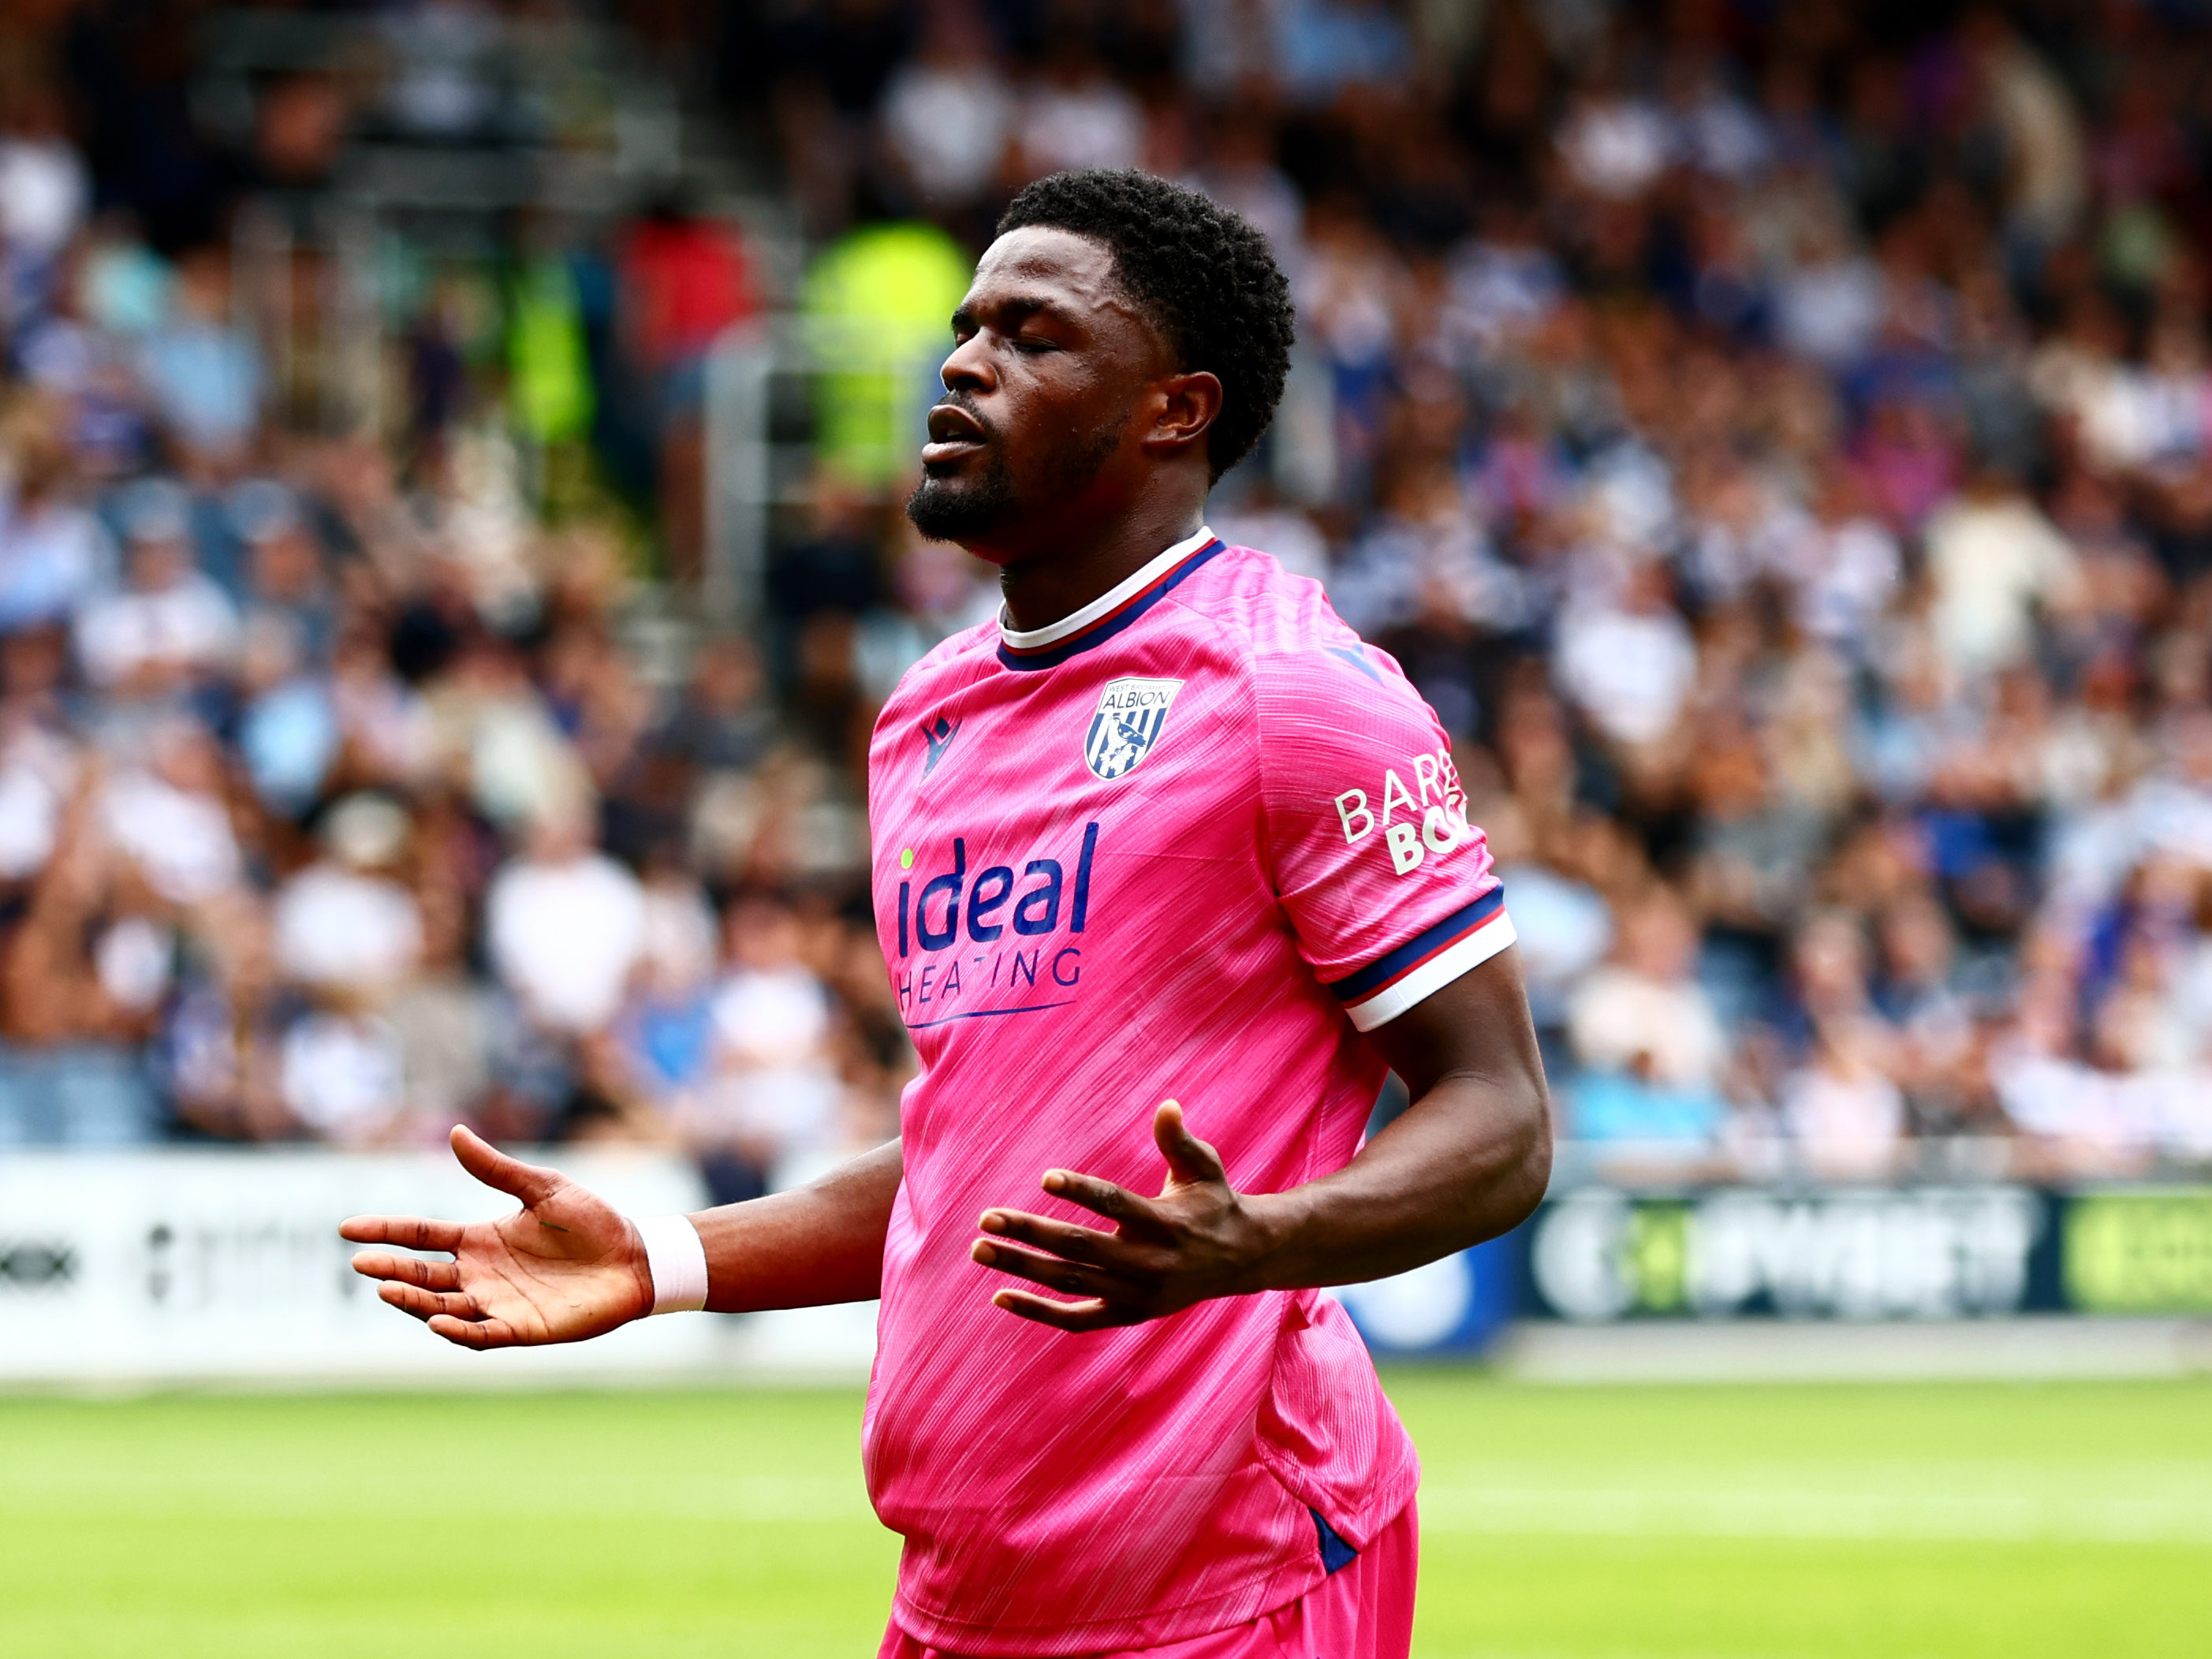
{"left": 864, "top": 529, "right": 1513, "bottom": 1655}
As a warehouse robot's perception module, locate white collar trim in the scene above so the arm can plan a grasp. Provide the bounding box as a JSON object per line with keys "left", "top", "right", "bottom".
{"left": 996, "top": 526, "right": 1216, "bottom": 651}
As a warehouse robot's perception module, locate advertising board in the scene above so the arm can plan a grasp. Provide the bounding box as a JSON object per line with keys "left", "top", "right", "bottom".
{"left": 1520, "top": 1184, "right": 2212, "bottom": 1322}
{"left": 0, "top": 1150, "right": 784, "bottom": 1383}
{"left": 7, "top": 1153, "right": 2206, "bottom": 1384}
{"left": 0, "top": 1147, "right": 1515, "bottom": 1378}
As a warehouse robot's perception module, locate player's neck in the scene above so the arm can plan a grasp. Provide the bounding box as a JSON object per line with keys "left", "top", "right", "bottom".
{"left": 993, "top": 501, "right": 1207, "bottom": 634}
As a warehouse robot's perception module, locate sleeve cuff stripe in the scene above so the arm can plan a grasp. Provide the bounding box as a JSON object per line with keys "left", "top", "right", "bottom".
{"left": 1328, "top": 885, "right": 1505, "bottom": 1004}
{"left": 1343, "top": 912, "right": 1516, "bottom": 1031}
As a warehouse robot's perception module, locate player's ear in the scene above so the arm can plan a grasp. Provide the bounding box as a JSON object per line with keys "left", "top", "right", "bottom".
{"left": 1144, "top": 371, "right": 1222, "bottom": 454}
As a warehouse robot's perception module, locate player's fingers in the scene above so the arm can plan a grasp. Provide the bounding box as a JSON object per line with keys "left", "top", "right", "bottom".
{"left": 378, "top": 1281, "right": 482, "bottom": 1322}
{"left": 1039, "top": 1170, "right": 1173, "bottom": 1240}
{"left": 1151, "top": 1101, "right": 1226, "bottom": 1187}
{"left": 426, "top": 1312, "right": 523, "bottom": 1348}
{"left": 975, "top": 1208, "right": 1137, "bottom": 1269}
{"left": 338, "top": 1214, "right": 465, "bottom": 1253}
{"left": 971, "top": 1238, "right": 1145, "bottom": 1301}
{"left": 989, "top": 1288, "right": 1141, "bottom": 1333}
{"left": 449, "top": 1124, "right": 561, "bottom": 1206}
{"left": 351, "top": 1251, "right": 463, "bottom": 1292}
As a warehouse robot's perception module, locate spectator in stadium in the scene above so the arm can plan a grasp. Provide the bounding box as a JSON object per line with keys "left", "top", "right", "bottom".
{"left": 485, "top": 802, "right": 646, "bottom": 1042}
{"left": 615, "top": 853, "right": 723, "bottom": 1128}
{"left": 75, "top": 478, "right": 237, "bottom": 703}
{"left": 271, "top": 793, "right": 423, "bottom": 1008}
{"left": 1566, "top": 887, "right": 1729, "bottom": 1151}
{"left": 0, "top": 774, "right": 164, "bottom": 1113}
{"left": 0, "top": 397, "right": 110, "bottom": 632}
{"left": 880, "top": 0, "right": 1014, "bottom": 225}
{"left": 688, "top": 892, "right": 844, "bottom": 1203}
{"left": 137, "top": 245, "right": 261, "bottom": 474}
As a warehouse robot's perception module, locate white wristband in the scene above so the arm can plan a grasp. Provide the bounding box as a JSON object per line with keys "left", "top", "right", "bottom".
{"left": 633, "top": 1213, "right": 709, "bottom": 1314}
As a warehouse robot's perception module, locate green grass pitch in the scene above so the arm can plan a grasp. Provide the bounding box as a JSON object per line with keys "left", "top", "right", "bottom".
{"left": 2, "top": 1372, "right": 2206, "bottom": 1657}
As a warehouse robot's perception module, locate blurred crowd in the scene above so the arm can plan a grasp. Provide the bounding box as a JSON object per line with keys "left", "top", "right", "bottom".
{"left": 0, "top": 0, "right": 917, "bottom": 1195}
{"left": 733, "top": 0, "right": 2212, "bottom": 1184}
{"left": 8, "top": 0, "right": 2212, "bottom": 1186}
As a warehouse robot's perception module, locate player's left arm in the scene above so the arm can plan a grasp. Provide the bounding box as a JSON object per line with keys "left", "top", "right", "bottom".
{"left": 972, "top": 947, "right": 1550, "bottom": 1331}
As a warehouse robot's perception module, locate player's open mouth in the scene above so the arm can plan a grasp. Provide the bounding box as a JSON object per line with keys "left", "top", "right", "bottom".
{"left": 921, "top": 403, "right": 989, "bottom": 465}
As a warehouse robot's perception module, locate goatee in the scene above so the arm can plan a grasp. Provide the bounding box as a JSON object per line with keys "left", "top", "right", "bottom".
{"left": 906, "top": 449, "right": 1018, "bottom": 542}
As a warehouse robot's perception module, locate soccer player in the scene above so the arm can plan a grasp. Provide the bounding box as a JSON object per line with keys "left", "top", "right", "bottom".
{"left": 342, "top": 169, "right": 1550, "bottom": 1659}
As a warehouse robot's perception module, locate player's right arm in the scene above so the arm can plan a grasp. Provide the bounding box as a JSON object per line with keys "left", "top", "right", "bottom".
{"left": 340, "top": 1127, "right": 902, "bottom": 1348}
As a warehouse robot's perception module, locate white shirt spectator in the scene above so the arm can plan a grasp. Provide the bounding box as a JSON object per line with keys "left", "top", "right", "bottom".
{"left": 487, "top": 848, "right": 646, "bottom": 1034}
{"left": 1923, "top": 488, "right": 2080, "bottom": 678}
{"left": 1783, "top": 1046, "right": 1905, "bottom": 1179}
{"left": 1446, "top": 237, "right": 1565, "bottom": 350}
{"left": 1582, "top": 442, "right": 1680, "bottom": 552}
{"left": 1330, "top": 509, "right": 1534, "bottom": 637}
{"left": 274, "top": 864, "right": 424, "bottom": 1001}
{"left": 639, "top": 874, "right": 720, "bottom": 994}
{"left": 1019, "top": 70, "right": 1143, "bottom": 176}
{"left": 1775, "top": 255, "right": 1886, "bottom": 367}
{"left": 1566, "top": 892, "right": 1725, "bottom": 1089}
{"left": 1777, "top": 512, "right": 1901, "bottom": 650}
{"left": 883, "top": 57, "right": 1013, "bottom": 205}
{"left": 0, "top": 498, "right": 113, "bottom": 632}
{"left": 709, "top": 964, "right": 841, "bottom": 1165}
{"left": 1569, "top": 965, "right": 1728, "bottom": 1091}
{"left": 1671, "top": 83, "right": 1770, "bottom": 181}
{"left": 1298, "top": 214, "right": 1403, "bottom": 371}
{"left": 75, "top": 571, "right": 240, "bottom": 688}
{"left": 2129, "top": 774, "right": 2212, "bottom": 871}
{"left": 0, "top": 136, "right": 88, "bottom": 262}
{"left": 0, "top": 725, "right": 76, "bottom": 880}
{"left": 0, "top": 760, "right": 59, "bottom": 879}
{"left": 282, "top": 1011, "right": 405, "bottom": 1143}
{"left": 1557, "top": 95, "right": 1673, "bottom": 199}
{"left": 2079, "top": 363, "right": 2209, "bottom": 472}
{"left": 1990, "top": 1047, "right": 2154, "bottom": 1156}
{"left": 1554, "top": 595, "right": 1698, "bottom": 747}
{"left": 1980, "top": 24, "right": 2087, "bottom": 247}
{"left": 95, "top": 915, "right": 173, "bottom": 1012}
{"left": 2120, "top": 712, "right": 2212, "bottom": 871}
{"left": 102, "top": 770, "right": 243, "bottom": 905}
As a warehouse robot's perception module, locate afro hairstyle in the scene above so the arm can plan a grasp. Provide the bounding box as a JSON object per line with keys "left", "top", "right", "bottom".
{"left": 997, "top": 169, "right": 1295, "bottom": 483}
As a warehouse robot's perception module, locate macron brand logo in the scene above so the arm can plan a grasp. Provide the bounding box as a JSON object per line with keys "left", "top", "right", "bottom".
{"left": 921, "top": 714, "right": 961, "bottom": 777}
{"left": 1326, "top": 643, "right": 1382, "bottom": 685}
{"left": 1084, "top": 677, "right": 1181, "bottom": 781}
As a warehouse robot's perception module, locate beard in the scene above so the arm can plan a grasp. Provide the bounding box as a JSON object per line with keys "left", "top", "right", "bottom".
{"left": 905, "top": 442, "right": 1019, "bottom": 543}
{"left": 905, "top": 401, "right": 1128, "bottom": 546}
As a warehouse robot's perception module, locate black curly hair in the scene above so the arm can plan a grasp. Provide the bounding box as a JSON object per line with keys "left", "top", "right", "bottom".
{"left": 997, "top": 169, "right": 1295, "bottom": 483}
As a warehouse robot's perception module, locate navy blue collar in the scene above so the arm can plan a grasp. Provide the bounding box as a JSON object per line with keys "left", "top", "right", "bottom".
{"left": 995, "top": 531, "right": 1224, "bottom": 673}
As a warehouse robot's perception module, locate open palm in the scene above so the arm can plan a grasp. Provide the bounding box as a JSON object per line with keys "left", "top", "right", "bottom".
{"left": 340, "top": 1126, "right": 653, "bottom": 1348}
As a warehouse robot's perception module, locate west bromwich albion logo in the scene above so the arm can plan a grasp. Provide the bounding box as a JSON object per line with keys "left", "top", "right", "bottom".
{"left": 1084, "top": 677, "right": 1182, "bottom": 781}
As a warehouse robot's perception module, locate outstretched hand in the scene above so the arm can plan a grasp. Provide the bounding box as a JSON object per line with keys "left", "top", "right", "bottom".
{"left": 340, "top": 1126, "right": 652, "bottom": 1348}
{"left": 969, "top": 1101, "right": 1276, "bottom": 1333}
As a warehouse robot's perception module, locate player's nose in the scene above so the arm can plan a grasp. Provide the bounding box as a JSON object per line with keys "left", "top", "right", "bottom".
{"left": 938, "top": 335, "right": 995, "bottom": 396}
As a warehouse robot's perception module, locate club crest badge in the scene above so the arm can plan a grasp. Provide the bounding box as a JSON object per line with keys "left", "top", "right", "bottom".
{"left": 1084, "top": 677, "right": 1183, "bottom": 781}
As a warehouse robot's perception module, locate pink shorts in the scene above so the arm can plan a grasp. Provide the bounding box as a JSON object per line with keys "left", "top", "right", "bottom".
{"left": 878, "top": 1501, "right": 1419, "bottom": 1659}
